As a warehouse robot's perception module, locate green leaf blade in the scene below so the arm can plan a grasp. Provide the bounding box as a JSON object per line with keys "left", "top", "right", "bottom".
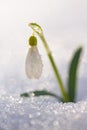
{"left": 20, "top": 90, "right": 63, "bottom": 102}
{"left": 67, "top": 47, "right": 83, "bottom": 102}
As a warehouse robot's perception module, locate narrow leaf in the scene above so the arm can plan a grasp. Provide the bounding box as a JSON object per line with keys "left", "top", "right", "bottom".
{"left": 20, "top": 90, "right": 63, "bottom": 101}
{"left": 67, "top": 47, "right": 82, "bottom": 102}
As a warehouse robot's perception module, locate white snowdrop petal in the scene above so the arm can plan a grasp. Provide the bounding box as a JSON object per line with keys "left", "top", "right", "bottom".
{"left": 25, "top": 46, "right": 43, "bottom": 79}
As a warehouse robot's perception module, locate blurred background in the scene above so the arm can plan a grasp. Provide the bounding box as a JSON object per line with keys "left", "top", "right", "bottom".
{"left": 0, "top": 0, "right": 87, "bottom": 101}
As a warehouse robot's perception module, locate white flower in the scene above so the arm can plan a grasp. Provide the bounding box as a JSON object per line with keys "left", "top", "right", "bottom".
{"left": 25, "top": 46, "right": 43, "bottom": 79}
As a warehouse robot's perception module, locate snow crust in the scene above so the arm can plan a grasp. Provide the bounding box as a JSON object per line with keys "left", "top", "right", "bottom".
{"left": 0, "top": 96, "right": 87, "bottom": 130}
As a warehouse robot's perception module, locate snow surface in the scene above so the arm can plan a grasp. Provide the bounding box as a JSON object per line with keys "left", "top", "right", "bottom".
{"left": 0, "top": 96, "right": 87, "bottom": 130}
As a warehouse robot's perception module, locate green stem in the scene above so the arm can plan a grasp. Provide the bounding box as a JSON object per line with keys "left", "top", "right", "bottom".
{"left": 29, "top": 23, "right": 69, "bottom": 102}
{"left": 40, "top": 35, "right": 69, "bottom": 102}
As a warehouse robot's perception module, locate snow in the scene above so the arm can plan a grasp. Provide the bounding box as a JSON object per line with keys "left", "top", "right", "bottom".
{"left": 0, "top": 96, "right": 87, "bottom": 130}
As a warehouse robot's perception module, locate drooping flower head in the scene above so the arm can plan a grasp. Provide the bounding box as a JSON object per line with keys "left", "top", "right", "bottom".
{"left": 25, "top": 35, "right": 43, "bottom": 79}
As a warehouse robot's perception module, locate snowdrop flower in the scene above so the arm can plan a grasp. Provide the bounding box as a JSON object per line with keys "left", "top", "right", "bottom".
{"left": 25, "top": 35, "right": 43, "bottom": 79}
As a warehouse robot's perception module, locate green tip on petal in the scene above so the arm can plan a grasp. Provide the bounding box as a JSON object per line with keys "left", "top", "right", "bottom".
{"left": 29, "top": 35, "right": 37, "bottom": 46}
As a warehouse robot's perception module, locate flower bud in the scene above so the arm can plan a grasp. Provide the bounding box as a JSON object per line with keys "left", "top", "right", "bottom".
{"left": 25, "top": 46, "right": 43, "bottom": 79}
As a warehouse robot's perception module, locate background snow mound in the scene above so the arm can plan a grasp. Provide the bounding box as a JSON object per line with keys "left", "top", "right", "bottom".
{"left": 0, "top": 96, "right": 87, "bottom": 130}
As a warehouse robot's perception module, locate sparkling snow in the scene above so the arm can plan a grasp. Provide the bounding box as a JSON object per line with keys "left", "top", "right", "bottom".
{"left": 0, "top": 96, "right": 87, "bottom": 130}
